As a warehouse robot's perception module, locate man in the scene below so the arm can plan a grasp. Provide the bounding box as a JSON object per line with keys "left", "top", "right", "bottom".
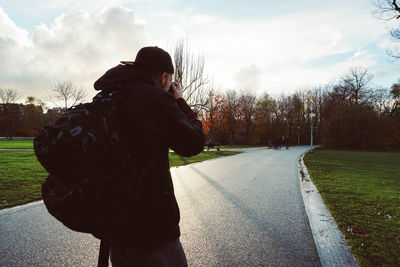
{"left": 94, "top": 46, "right": 205, "bottom": 266}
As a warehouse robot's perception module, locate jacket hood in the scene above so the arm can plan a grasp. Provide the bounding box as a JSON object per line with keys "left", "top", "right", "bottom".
{"left": 94, "top": 64, "right": 156, "bottom": 92}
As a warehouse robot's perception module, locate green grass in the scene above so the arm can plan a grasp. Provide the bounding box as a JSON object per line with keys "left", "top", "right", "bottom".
{"left": 0, "top": 138, "right": 34, "bottom": 149}
{"left": 169, "top": 150, "right": 240, "bottom": 166}
{"left": 304, "top": 149, "right": 400, "bottom": 267}
{"left": 0, "top": 151, "right": 47, "bottom": 209}
{"left": 220, "top": 144, "right": 265, "bottom": 149}
{"left": 0, "top": 150, "right": 241, "bottom": 209}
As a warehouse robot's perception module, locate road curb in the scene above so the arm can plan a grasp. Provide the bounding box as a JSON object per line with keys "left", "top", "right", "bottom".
{"left": 298, "top": 152, "right": 359, "bottom": 267}
{"left": 0, "top": 200, "right": 43, "bottom": 216}
{"left": 0, "top": 149, "right": 34, "bottom": 151}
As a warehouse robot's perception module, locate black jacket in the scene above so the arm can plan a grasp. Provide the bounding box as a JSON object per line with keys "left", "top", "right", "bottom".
{"left": 94, "top": 64, "right": 204, "bottom": 246}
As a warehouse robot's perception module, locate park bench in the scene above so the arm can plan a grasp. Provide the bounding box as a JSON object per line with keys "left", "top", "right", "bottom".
{"left": 205, "top": 142, "right": 221, "bottom": 151}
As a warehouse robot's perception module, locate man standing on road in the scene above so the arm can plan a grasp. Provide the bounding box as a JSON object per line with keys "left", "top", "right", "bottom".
{"left": 94, "top": 46, "right": 205, "bottom": 266}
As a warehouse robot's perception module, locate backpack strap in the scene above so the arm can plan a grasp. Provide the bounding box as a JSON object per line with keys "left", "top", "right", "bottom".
{"left": 98, "top": 239, "right": 111, "bottom": 267}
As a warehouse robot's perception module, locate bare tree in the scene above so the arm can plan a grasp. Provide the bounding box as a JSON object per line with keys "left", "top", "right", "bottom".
{"left": 389, "top": 82, "right": 400, "bottom": 114}
{"left": 0, "top": 89, "right": 20, "bottom": 138}
{"left": 0, "top": 88, "right": 18, "bottom": 104}
{"left": 369, "top": 88, "right": 391, "bottom": 115}
{"left": 333, "top": 67, "right": 375, "bottom": 106}
{"left": 202, "top": 88, "right": 219, "bottom": 141}
{"left": 238, "top": 91, "right": 257, "bottom": 143}
{"left": 374, "top": 0, "right": 400, "bottom": 20}
{"left": 255, "top": 94, "right": 277, "bottom": 144}
{"left": 391, "top": 82, "right": 400, "bottom": 97}
{"left": 49, "top": 81, "right": 87, "bottom": 110}
{"left": 222, "top": 90, "right": 241, "bottom": 144}
{"left": 374, "top": 0, "right": 400, "bottom": 58}
{"left": 173, "top": 39, "right": 210, "bottom": 110}
{"left": 23, "top": 96, "right": 46, "bottom": 136}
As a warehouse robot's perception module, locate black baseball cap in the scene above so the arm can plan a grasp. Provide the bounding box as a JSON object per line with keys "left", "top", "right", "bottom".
{"left": 121, "top": 46, "right": 174, "bottom": 73}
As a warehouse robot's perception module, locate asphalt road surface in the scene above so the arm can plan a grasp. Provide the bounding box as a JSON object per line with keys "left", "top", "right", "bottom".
{"left": 0, "top": 146, "right": 321, "bottom": 266}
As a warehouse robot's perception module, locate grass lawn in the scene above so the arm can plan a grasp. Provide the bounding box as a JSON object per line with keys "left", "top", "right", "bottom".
{"left": 0, "top": 138, "right": 34, "bottom": 149}
{"left": 304, "top": 149, "right": 400, "bottom": 267}
{"left": 0, "top": 150, "right": 241, "bottom": 209}
{"left": 169, "top": 150, "right": 240, "bottom": 166}
{"left": 0, "top": 151, "right": 47, "bottom": 209}
{"left": 220, "top": 144, "right": 265, "bottom": 149}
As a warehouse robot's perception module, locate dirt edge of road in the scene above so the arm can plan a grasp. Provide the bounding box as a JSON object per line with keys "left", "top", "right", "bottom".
{"left": 298, "top": 152, "right": 359, "bottom": 267}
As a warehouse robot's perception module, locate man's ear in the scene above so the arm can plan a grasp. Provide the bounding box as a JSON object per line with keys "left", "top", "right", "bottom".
{"left": 160, "top": 72, "right": 167, "bottom": 83}
{"left": 153, "top": 72, "right": 165, "bottom": 87}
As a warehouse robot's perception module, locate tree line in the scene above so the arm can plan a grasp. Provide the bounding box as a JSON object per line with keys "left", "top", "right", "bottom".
{"left": 0, "top": 81, "right": 86, "bottom": 138}
{"left": 199, "top": 67, "right": 400, "bottom": 150}
{"left": 1, "top": 66, "right": 399, "bottom": 150}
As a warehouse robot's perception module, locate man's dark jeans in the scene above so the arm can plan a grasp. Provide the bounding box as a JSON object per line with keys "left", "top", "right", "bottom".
{"left": 110, "top": 238, "right": 188, "bottom": 267}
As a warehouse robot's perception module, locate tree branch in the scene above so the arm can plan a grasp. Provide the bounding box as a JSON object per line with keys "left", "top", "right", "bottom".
{"left": 393, "top": 0, "right": 400, "bottom": 15}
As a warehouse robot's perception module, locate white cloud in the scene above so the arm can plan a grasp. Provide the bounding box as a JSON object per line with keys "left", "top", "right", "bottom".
{"left": 234, "top": 65, "right": 262, "bottom": 90}
{"left": 147, "top": 2, "right": 392, "bottom": 94}
{"left": 346, "top": 48, "right": 377, "bottom": 65}
{"left": 0, "top": 7, "right": 31, "bottom": 45}
{"left": 0, "top": 6, "right": 150, "bottom": 100}
{"left": 0, "top": 1, "right": 398, "bottom": 101}
{"left": 3, "top": 0, "right": 174, "bottom": 14}
{"left": 0, "top": 7, "right": 35, "bottom": 99}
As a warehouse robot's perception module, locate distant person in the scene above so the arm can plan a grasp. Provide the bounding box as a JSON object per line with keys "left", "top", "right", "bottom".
{"left": 273, "top": 136, "right": 281, "bottom": 149}
{"left": 206, "top": 139, "right": 213, "bottom": 151}
{"left": 284, "top": 135, "right": 289, "bottom": 149}
{"left": 94, "top": 46, "right": 204, "bottom": 266}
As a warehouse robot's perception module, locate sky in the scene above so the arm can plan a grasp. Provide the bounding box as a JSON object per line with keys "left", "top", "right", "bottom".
{"left": 1, "top": 0, "right": 400, "bottom": 102}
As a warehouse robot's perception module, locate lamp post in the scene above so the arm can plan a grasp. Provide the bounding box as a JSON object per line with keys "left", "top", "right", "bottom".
{"left": 297, "top": 126, "right": 300, "bottom": 145}
{"left": 310, "top": 113, "right": 316, "bottom": 150}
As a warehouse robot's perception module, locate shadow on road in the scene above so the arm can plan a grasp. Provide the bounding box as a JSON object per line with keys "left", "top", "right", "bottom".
{"left": 188, "top": 165, "right": 314, "bottom": 260}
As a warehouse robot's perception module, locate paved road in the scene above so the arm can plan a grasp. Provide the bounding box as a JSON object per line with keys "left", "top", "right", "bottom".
{"left": 0, "top": 146, "right": 320, "bottom": 266}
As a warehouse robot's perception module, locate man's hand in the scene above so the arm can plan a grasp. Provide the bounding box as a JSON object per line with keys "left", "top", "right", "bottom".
{"left": 170, "top": 82, "right": 183, "bottom": 100}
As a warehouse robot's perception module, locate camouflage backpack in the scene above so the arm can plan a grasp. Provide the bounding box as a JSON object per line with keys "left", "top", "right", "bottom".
{"left": 34, "top": 89, "right": 139, "bottom": 244}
